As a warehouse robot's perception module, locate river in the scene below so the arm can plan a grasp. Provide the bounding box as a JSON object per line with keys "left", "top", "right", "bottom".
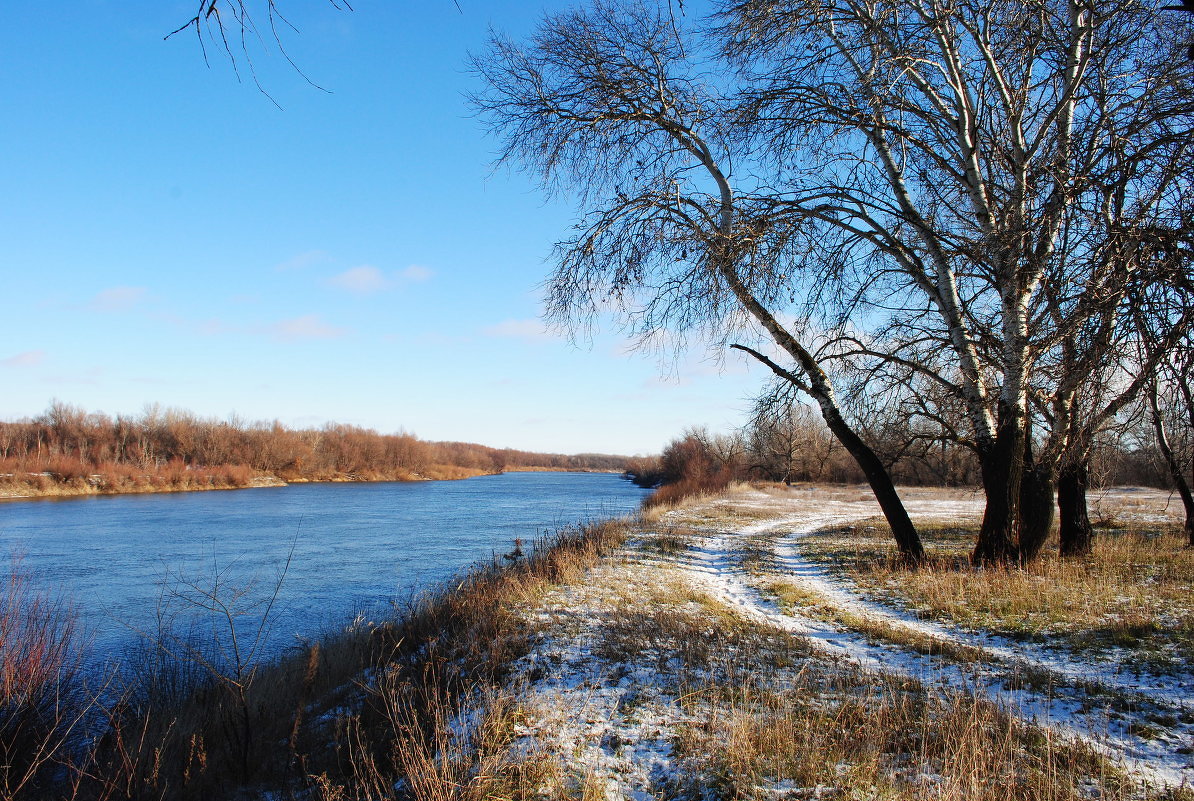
{"left": 0, "top": 471, "right": 649, "bottom": 659}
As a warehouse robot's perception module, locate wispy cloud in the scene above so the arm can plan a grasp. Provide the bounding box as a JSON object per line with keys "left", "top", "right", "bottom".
{"left": 412, "top": 332, "right": 472, "bottom": 347}
{"left": 1, "top": 350, "right": 45, "bottom": 368}
{"left": 327, "top": 264, "right": 435, "bottom": 294}
{"left": 195, "top": 318, "right": 233, "bottom": 336}
{"left": 44, "top": 368, "right": 103, "bottom": 386}
{"left": 482, "top": 318, "right": 553, "bottom": 342}
{"left": 398, "top": 264, "right": 433, "bottom": 283}
{"left": 328, "top": 265, "right": 390, "bottom": 294}
{"left": 266, "top": 314, "right": 348, "bottom": 342}
{"left": 162, "top": 312, "right": 349, "bottom": 343}
{"left": 275, "top": 250, "right": 329, "bottom": 272}
{"left": 88, "top": 286, "right": 148, "bottom": 312}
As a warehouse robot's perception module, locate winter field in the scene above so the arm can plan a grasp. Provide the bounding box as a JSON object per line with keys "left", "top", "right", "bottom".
{"left": 429, "top": 483, "right": 1193, "bottom": 799}
{"left": 10, "top": 481, "right": 1191, "bottom": 800}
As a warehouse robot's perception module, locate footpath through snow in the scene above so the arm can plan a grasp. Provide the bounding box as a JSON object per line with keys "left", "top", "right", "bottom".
{"left": 503, "top": 484, "right": 1193, "bottom": 796}
{"left": 676, "top": 485, "right": 1193, "bottom": 788}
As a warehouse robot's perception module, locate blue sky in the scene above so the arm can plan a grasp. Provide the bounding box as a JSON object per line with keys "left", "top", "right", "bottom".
{"left": 0, "top": 1, "right": 764, "bottom": 455}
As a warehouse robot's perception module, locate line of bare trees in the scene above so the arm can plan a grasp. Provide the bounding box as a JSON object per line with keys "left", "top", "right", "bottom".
{"left": 474, "top": 0, "right": 1194, "bottom": 563}
{"left": 629, "top": 394, "right": 1181, "bottom": 500}
{"left": 0, "top": 401, "right": 627, "bottom": 493}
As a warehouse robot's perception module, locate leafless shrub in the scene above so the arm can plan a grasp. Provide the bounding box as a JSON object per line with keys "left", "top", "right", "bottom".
{"left": 0, "top": 561, "right": 92, "bottom": 801}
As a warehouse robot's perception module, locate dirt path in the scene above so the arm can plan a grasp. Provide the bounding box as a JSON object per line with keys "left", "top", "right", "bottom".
{"left": 667, "top": 486, "right": 1193, "bottom": 788}
{"left": 502, "top": 484, "right": 1191, "bottom": 795}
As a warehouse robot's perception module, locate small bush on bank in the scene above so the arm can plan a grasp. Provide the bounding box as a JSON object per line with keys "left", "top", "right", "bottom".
{"left": 640, "top": 429, "right": 740, "bottom": 509}
{"left": 643, "top": 471, "right": 734, "bottom": 509}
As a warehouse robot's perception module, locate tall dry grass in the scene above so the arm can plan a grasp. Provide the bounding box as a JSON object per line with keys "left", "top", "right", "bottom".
{"left": 311, "top": 519, "right": 630, "bottom": 799}
{"left": 0, "top": 562, "right": 92, "bottom": 801}
{"left": 22, "top": 518, "right": 631, "bottom": 801}
{"left": 675, "top": 680, "right": 1126, "bottom": 801}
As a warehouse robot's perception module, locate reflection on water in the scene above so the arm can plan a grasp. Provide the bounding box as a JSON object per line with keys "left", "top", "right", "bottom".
{"left": 0, "top": 472, "right": 648, "bottom": 657}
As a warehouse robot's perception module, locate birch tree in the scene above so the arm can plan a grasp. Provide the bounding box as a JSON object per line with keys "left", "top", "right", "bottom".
{"left": 722, "top": 0, "right": 1194, "bottom": 563}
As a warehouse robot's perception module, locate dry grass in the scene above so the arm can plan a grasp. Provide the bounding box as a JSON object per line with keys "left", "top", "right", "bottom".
{"left": 650, "top": 483, "right": 786, "bottom": 530}
{"left": 672, "top": 679, "right": 1132, "bottom": 801}
{"left": 0, "top": 562, "right": 91, "bottom": 801}
{"left": 801, "top": 520, "right": 1194, "bottom": 668}
{"left": 596, "top": 585, "right": 809, "bottom": 689}
{"left": 635, "top": 525, "right": 698, "bottom": 557}
{"left": 581, "top": 574, "right": 1135, "bottom": 801}
{"left": 319, "top": 679, "right": 568, "bottom": 801}
{"left": 643, "top": 475, "right": 734, "bottom": 511}
{"left": 766, "top": 580, "right": 994, "bottom": 667}
{"left": 293, "top": 517, "right": 633, "bottom": 800}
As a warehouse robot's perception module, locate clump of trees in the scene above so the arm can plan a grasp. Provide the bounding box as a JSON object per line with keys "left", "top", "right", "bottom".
{"left": 475, "top": 0, "right": 1194, "bottom": 565}
{"left": 0, "top": 401, "right": 628, "bottom": 495}
{"left": 631, "top": 427, "right": 748, "bottom": 507}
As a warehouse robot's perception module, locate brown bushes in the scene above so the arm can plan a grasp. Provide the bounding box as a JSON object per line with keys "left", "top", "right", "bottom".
{"left": 0, "top": 403, "right": 629, "bottom": 498}
{"left": 640, "top": 429, "right": 738, "bottom": 508}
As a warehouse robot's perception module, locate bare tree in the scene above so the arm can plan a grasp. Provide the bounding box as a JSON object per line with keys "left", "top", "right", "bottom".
{"left": 747, "top": 398, "right": 840, "bottom": 484}
{"left": 1149, "top": 365, "right": 1194, "bottom": 546}
{"left": 722, "top": 0, "right": 1194, "bottom": 563}
{"left": 167, "top": 0, "right": 351, "bottom": 101}
{"left": 1135, "top": 226, "right": 1194, "bottom": 546}
{"left": 472, "top": 0, "right": 926, "bottom": 561}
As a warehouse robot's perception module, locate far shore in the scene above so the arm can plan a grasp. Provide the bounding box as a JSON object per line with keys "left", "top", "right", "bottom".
{"left": 0, "top": 465, "right": 628, "bottom": 503}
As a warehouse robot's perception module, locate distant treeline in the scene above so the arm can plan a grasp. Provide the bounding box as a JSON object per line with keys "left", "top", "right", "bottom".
{"left": 0, "top": 402, "right": 627, "bottom": 496}
{"left": 628, "top": 404, "right": 1174, "bottom": 508}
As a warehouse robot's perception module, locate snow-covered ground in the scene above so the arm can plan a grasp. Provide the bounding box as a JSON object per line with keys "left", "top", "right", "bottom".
{"left": 499, "top": 484, "right": 1192, "bottom": 796}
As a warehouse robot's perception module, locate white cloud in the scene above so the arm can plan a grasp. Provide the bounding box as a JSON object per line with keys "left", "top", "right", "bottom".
{"left": 275, "top": 250, "right": 329, "bottom": 272}
{"left": 398, "top": 264, "right": 433, "bottom": 283}
{"left": 88, "top": 286, "right": 147, "bottom": 312}
{"left": 163, "top": 313, "right": 348, "bottom": 342}
{"left": 196, "top": 318, "right": 232, "bottom": 336}
{"left": 328, "top": 265, "right": 389, "bottom": 294}
{"left": 1, "top": 350, "right": 45, "bottom": 368}
{"left": 267, "top": 314, "right": 348, "bottom": 342}
{"left": 482, "top": 318, "right": 553, "bottom": 342}
{"left": 44, "top": 368, "right": 103, "bottom": 386}
{"left": 327, "top": 264, "right": 435, "bottom": 294}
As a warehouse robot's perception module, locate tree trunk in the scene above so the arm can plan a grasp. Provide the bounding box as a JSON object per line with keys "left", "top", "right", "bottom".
{"left": 1018, "top": 464, "right": 1055, "bottom": 562}
{"left": 1057, "top": 461, "right": 1094, "bottom": 557}
{"left": 1016, "top": 415, "right": 1054, "bottom": 562}
{"left": 1148, "top": 381, "right": 1194, "bottom": 547}
{"left": 729, "top": 343, "right": 924, "bottom": 563}
{"left": 820, "top": 412, "right": 925, "bottom": 564}
{"left": 973, "top": 402, "right": 1025, "bottom": 566}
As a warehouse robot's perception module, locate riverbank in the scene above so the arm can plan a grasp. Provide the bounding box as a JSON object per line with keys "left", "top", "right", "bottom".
{"left": 6, "top": 482, "right": 1189, "bottom": 799}
{"left": 0, "top": 464, "right": 623, "bottom": 501}
{"left": 400, "top": 481, "right": 1189, "bottom": 798}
